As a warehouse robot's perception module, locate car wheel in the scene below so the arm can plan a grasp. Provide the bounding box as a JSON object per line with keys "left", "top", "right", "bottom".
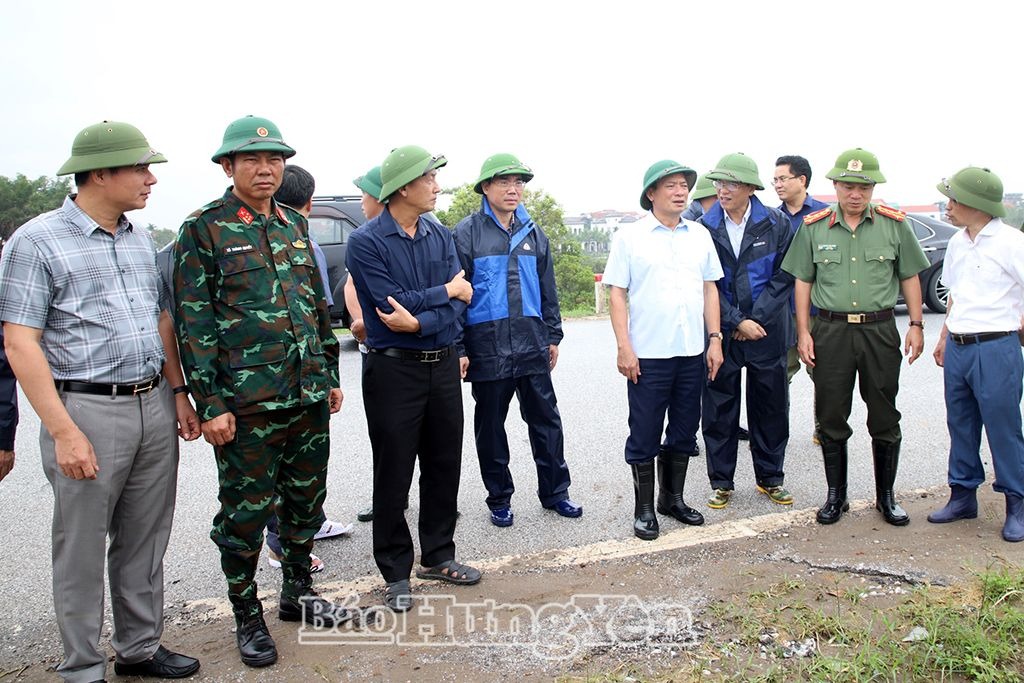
{"left": 925, "top": 265, "right": 948, "bottom": 314}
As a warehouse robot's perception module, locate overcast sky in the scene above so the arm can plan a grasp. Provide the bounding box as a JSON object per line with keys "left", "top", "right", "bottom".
{"left": 2, "top": 0, "right": 1019, "bottom": 229}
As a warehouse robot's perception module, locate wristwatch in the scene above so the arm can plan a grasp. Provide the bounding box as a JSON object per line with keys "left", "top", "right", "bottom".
{"left": 909, "top": 320, "right": 924, "bottom": 329}
{"left": 708, "top": 332, "right": 724, "bottom": 341}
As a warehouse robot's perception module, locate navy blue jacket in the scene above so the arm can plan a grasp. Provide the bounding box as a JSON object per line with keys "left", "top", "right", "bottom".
{"left": 454, "top": 200, "right": 563, "bottom": 382}
{"left": 699, "top": 196, "right": 796, "bottom": 356}
{"left": 346, "top": 209, "right": 466, "bottom": 350}
{"left": 0, "top": 325, "right": 17, "bottom": 451}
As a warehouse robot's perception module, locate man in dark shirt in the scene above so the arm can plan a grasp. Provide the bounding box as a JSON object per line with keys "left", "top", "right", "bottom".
{"left": 346, "top": 145, "right": 482, "bottom": 612}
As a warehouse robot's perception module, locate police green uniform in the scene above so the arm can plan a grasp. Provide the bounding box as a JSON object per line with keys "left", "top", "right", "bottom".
{"left": 781, "top": 148, "right": 929, "bottom": 526}
{"left": 173, "top": 121, "right": 339, "bottom": 614}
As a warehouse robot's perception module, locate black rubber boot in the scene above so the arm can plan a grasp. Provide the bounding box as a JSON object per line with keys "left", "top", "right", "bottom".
{"left": 816, "top": 439, "right": 849, "bottom": 525}
{"left": 656, "top": 449, "right": 705, "bottom": 526}
{"left": 1003, "top": 493, "right": 1024, "bottom": 542}
{"left": 873, "top": 440, "right": 910, "bottom": 526}
{"left": 230, "top": 592, "right": 277, "bottom": 668}
{"left": 927, "top": 484, "right": 978, "bottom": 523}
{"left": 631, "top": 461, "right": 659, "bottom": 540}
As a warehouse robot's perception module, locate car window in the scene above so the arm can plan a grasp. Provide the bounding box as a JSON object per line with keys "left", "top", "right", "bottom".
{"left": 906, "top": 217, "right": 933, "bottom": 241}
{"left": 308, "top": 216, "right": 357, "bottom": 245}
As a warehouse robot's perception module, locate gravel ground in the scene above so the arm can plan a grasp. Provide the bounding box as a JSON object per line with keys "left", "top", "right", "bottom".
{"left": 0, "top": 310, "right": 963, "bottom": 670}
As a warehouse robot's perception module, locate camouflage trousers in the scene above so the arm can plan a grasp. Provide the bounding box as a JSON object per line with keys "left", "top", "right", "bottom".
{"left": 211, "top": 402, "right": 330, "bottom": 608}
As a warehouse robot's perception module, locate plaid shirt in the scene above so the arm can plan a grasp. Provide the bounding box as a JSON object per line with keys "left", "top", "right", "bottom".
{"left": 0, "top": 196, "right": 167, "bottom": 383}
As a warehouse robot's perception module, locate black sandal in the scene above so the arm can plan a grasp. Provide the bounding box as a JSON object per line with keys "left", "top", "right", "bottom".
{"left": 383, "top": 579, "right": 412, "bottom": 612}
{"left": 415, "top": 560, "right": 482, "bottom": 586}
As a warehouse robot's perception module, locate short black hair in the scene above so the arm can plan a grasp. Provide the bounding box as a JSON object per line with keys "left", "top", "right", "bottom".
{"left": 775, "top": 155, "right": 813, "bottom": 189}
{"left": 74, "top": 167, "right": 124, "bottom": 188}
{"left": 274, "top": 165, "right": 316, "bottom": 208}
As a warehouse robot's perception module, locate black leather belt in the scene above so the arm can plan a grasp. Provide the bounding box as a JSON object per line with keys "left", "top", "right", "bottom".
{"left": 369, "top": 346, "right": 453, "bottom": 363}
{"left": 817, "top": 308, "right": 894, "bottom": 324}
{"left": 56, "top": 374, "right": 161, "bottom": 397}
{"left": 949, "top": 331, "right": 1015, "bottom": 345}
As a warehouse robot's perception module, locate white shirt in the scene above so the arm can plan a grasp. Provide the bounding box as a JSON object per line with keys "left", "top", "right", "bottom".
{"left": 724, "top": 201, "right": 752, "bottom": 258}
{"left": 603, "top": 212, "right": 724, "bottom": 358}
{"left": 943, "top": 218, "right": 1024, "bottom": 334}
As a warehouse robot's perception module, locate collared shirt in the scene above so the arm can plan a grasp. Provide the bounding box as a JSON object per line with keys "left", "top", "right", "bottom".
{"left": 943, "top": 218, "right": 1024, "bottom": 334}
{"left": 0, "top": 196, "right": 166, "bottom": 383}
{"left": 781, "top": 205, "right": 930, "bottom": 312}
{"left": 346, "top": 209, "right": 465, "bottom": 351}
{"left": 724, "top": 201, "right": 752, "bottom": 258}
{"left": 603, "top": 212, "right": 723, "bottom": 358}
{"left": 779, "top": 193, "right": 829, "bottom": 230}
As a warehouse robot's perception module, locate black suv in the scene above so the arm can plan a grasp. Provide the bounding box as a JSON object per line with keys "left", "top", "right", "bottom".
{"left": 308, "top": 195, "right": 366, "bottom": 327}
{"left": 155, "top": 195, "right": 366, "bottom": 327}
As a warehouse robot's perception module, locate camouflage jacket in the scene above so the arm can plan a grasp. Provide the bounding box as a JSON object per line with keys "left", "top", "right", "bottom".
{"left": 173, "top": 188, "right": 339, "bottom": 421}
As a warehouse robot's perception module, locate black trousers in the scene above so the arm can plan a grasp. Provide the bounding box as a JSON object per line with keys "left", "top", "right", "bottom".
{"left": 471, "top": 373, "right": 570, "bottom": 510}
{"left": 363, "top": 351, "right": 463, "bottom": 582}
{"left": 702, "top": 339, "right": 789, "bottom": 490}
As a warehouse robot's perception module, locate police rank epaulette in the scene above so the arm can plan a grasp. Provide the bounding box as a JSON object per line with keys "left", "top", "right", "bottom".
{"left": 803, "top": 207, "right": 833, "bottom": 225}
{"left": 875, "top": 205, "right": 906, "bottom": 222}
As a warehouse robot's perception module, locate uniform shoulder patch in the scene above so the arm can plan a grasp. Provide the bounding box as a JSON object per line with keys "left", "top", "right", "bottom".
{"left": 875, "top": 204, "right": 906, "bottom": 222}
{"left": 803, "top": 207, "right": 833, "bottom": 225}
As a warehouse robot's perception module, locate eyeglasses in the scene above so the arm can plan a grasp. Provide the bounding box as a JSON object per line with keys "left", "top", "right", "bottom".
{"left": 491, "top": 177, "right": 526, "bottom": 189}
{"left": 713, "top": 180, "right": 742, "bottom": 191}
{"left": 772, "top": 175, "right": 799, "bottom": 185}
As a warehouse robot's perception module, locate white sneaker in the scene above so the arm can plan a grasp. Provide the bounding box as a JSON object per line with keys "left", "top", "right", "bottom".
{"left": 314, "top": 518, "right": 354, "bottom": 540}
{"left": 267, "top": 549, "right": 325, "bottom": 573}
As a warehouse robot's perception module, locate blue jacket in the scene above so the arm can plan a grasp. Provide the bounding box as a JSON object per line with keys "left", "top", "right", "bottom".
{"left": 454, "top": 200, "right": 563, "bottom": 382}
{"left": 699, "top": 196, "right": 796, "bottom": 356}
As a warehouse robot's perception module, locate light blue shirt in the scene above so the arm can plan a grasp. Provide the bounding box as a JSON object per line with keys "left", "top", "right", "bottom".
{"left": 603, "top": 212, "right": 723, "bottom": 358}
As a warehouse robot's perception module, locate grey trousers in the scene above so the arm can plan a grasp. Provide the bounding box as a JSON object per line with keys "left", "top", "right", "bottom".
{"left": 41, "top": 381, "right": 179, "bottom": 683}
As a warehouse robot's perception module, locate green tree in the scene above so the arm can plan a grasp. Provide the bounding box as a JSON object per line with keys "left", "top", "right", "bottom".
{"left": 148, "top": 226, "right": 177, "bottom": 249}
{"left": 0, "top": 174, "right": 72, "bottom": 240}
{"left": 437, "top": 183, "right": 595, "bottom": 313}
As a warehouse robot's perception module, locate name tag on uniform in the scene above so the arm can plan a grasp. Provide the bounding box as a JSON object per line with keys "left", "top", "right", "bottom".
{"left": 752, "top": 241, "right": 766, "bottom": 248}
{"left": 817, "top": 244, "right": 838, "bottom": 251}
{"left": 225, "top": 245, "right": 254, "bottom": 254}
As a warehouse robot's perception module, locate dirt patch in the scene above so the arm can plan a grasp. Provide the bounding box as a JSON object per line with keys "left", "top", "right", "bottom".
{"left": 8, "top": 487, "right": 1023, "bottom": 682}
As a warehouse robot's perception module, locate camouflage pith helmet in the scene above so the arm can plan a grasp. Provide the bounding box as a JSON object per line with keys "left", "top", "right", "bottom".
{"left": 353, "top": 165, "right": 383, "bottom": 200}
{"left": 640, "top": 160, "right": 697, "bottom": 210}
{"left": 706, "top": 153, "right": 764, "bottom": 190}
{"left": 211, "top": 115, "right": 296, "bottom": 163}
{"left": 379, "top": 145, "right": 447, "bottom": 201}
{"left": 474, "top": 153, "right": 534, "bottom": 194}
{"left": 689, "top": 173, "right": 716, "bottom": 201}
{"left": 826, "top": 148, "right": 886, "bottom": 185}
{"left": 937, "top": 166, "right": 1006, "bottom": 218}
{"left": 57, "top": 121, "right": 167, "bottom": 176}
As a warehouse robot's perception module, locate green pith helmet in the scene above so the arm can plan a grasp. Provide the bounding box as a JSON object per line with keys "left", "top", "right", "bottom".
{"left": 379, "top": 145, "right": 447, "bottom": 201}
{"left": 353, "top": 165, "right": 383, "bottom": 200}
{"left": 211, "top": 115, "right": 296, "bottom": 163}
{"left": 937, "top": 166, "right": 1006, "bottom": 218}
{"left": 474, "top": 153, "right": 534, "bottom": 194}
{"left": 706, "top": 152, "right": 764, "bottom": 190}
{"left": 57, "top": 121, "right": 167, "bottom": 176}
{"left": 825, "top": 147, "right": 886, "bottom": 184}
{"left": 640, "top": 160, "right": 697, "bottom": 210}
{"left": 689, "top": 173, "right": 716, "bottom": 201}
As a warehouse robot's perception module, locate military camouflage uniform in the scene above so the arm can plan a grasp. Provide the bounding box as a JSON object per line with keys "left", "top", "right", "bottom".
{"left": 173, "top": 187, "right": 339, "bottom": 607}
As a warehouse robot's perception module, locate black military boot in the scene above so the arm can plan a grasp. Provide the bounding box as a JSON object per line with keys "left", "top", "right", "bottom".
{"left": 656, "top": 449, "right": 705, "bottom": 526}
{"left": 873, "top": 440, "right": 910, "bottom": 526}
{"left": 230, "top": 593, "right": 277, "bottom": 668}
{"left": 631, "top": 461, "right": 659, "bottom": 540}
{"left": 816, "top": 439, "right": 849, "bottom": 525}
{"left": 280, "top": 575, "right": 357, "bottom": 628}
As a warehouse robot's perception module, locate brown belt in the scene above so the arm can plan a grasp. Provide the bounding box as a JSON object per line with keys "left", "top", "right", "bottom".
{"left": 817, "top": 308, "right": 894, "bottom": 324}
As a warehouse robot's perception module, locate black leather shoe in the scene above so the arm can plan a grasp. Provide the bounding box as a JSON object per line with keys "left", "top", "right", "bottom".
{"left": 114, "top": 645, "right": 200, "bottom": 678}
{"left": 280, "top": 586, "right": 356, "bottom": 628}
{"left": 236, "top": 610, "right": 277, "bottom": 667}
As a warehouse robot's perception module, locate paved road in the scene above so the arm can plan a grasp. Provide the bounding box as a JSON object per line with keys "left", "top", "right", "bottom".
{"left": 0, "top": 311, "right": 973, "bottom": 666}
